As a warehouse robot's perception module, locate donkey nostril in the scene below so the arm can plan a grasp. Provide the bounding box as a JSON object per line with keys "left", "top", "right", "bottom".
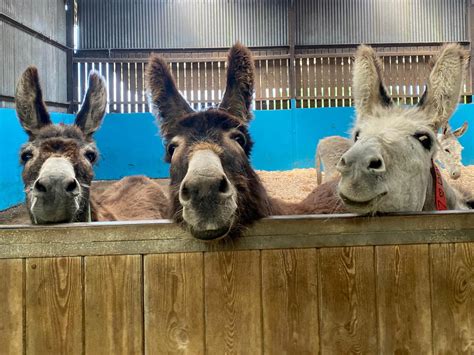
{"left": 339, "top": 157, "right": 346, "bottom": 166}
{"left": 34, "top": 181, "right": 47, "bottom": 193}
{"left": 368, "top": 159, "right": 383, "bottom": 170}
{"left": 218, "top": 177, "right": 230, "bottom": 194}
{"left": 180, "top": 183, "right": 191, "bottom": 201}
{"left": 65, "top": 180, "right": 78, "bottom": 193}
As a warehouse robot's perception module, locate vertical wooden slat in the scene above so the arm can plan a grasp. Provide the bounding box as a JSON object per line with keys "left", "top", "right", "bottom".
{"left": 136, "top": 62, "right": 144, "bottom": 112}
{"left": 0, "top": 259, "right": 23, "bottom": 354}
{"left": 115, "top": 63, "right": 123, "bottom": 113}
{"left": 431, "top": 243, "right": 474, "bottom": 354}
{"left": 185, "top": 61, "right": 193, "bottom": 105}
{"left": 262, "top": 249, "right": 320, "bottom": 354}
{"left": 122, "top": 62, "right": 130, "bottom": 113}
{"left": 144, "top": 253, "right": 204, "bottom": 354}
{"left": 319, "top": 246, "right": 378, "bottom": 354}
{"left": 199, "top": 61, "right": 206, "bottom": 109}
{"left": 129, "top": 62, "right": 137, "bottom": 113}
{"left": 108, "top": 62, "right": 115, "bottom": 112}
{"left": 26, "top": 257, "right": 82, "bottom": 354}
{"left": 204, "top": 251, "right": 262, "bottom": 354}
{"left": 376, "top": 245, "right": 432, "bottom": 353}
{"left": 205, "top": 61, "right": 213, "bottom": 107}
{"left": 84, "top": 255, "right": 143, "bottom": 354}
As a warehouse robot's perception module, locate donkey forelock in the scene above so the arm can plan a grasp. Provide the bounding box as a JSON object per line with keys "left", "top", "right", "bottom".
{"left": 16, "top": 66, "right": 107, "bottom": 224}
{"left": 146, "top": 43, "right": 277, "bottom": 240}
{"left": 337, "top": 44, "right": 470, "bottom": 214}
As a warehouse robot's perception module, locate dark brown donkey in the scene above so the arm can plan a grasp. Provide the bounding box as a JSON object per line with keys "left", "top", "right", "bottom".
{"left": 146, "top": 43, "right": 342, "bottom": 240}
{"left": 16, "top": 67, "right": 167, "bottom": 224}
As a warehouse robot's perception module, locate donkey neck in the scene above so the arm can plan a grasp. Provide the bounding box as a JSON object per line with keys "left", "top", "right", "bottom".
{"left": 423, "top": 171, "right": 467, "bottom": 211}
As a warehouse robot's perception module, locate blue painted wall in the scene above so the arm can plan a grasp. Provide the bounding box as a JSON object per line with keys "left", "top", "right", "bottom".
{"left": 1, "top": 105, "right": 473, "bottom": 210}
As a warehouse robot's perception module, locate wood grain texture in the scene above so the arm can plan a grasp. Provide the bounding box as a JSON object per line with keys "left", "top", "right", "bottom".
{"left": 319, "top": 247, "right": 378, "bottom": 354}
{"left": 204, "top": 250, "right": 262, "bottom": 354}
{"left": 0, "top": 259, "right": 23, "bottom": 354}
{"left": 431, "top": 243, "right": 474, "bottom": 354}
{"left": 84, "top": 255, "right": 143, "bottom": 354}
{"left": 144, "top": 253, "right": 204, "bottom": 354}
{"left": 262, "top": 248, "right": 320, "bottom": 354}
{"left": 26, "top": 257, "right": 82, "bottom": 354}
{"left": 376, "top": 245, "right": 432, "bottom": 353}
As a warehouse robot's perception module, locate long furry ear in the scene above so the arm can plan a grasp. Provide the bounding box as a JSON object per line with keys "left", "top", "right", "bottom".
{"left": 15, "top": 66, "right": 52, "bottom": 137}
{"left": 219, "top": 42, "right": 255, "bottom": 122}
{"left": 75, "top": 71, "right": 107, "bottom": 136}
{"left": 418, "top": 43, "right": 469, "bottom": 131}
{"left": 146, "top": 55, "right": 193, "bottom": 134}
{"left": 352, "top": 44, "right": 392, "bottom": 118}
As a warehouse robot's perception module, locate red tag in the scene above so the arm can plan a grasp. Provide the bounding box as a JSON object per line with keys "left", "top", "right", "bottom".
{"left": 431, "top": 160, "right": 447, "bottom": 211}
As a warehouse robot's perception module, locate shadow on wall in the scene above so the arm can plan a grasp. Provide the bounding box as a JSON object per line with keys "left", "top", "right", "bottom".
{"left": 1, "top": 105, "right": 474, "bottom": 210}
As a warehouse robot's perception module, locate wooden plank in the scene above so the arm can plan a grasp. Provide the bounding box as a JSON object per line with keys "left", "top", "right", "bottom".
{"left": 129, "top": 62, "right": 137, "bottom": 113}
{"left": 144, "top": 253, "right": 204, "bottom": 354}
{"left": 431, "top": 243, "right": 474, "bottom": 354}
{"left": 0, "top": 213, "right": 474, "bottom": 259}
{"left": 262, "top": 249, "right": 320, "bottom": 353}
{"left": 84, "top": 255, "right": 143, "bottom": 354}
{"left": 376, "top": 245, "right": 432, "bottom": 353}
{"left": 0, "top": 259, "right": 23, "bottom": 354}
{"left": 204, "top": 250, "right": 262, "bottom": 354}
{"left": 319, "top": 246, "right": 378, "bottom": 353}
{"left": 26, "top": 257, "right": 82, "bottom": 354}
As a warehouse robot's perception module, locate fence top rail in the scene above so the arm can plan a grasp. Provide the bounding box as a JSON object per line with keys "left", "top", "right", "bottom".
{"left": 0, "top": 211, "right": 473, "bottom": 258}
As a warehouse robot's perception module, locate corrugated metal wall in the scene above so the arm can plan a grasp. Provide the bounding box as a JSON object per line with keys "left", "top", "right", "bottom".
{"left": 78, "top": 0, "right": 288, "bottom": 50}
{"left": 77, "top": 0, "right": 468, "bottom": 50}
{"left": 296, "top": 0, "right": 468, "bottom": 45}
{"left": 0, "top": 0, "right": 68, "bottom": 107}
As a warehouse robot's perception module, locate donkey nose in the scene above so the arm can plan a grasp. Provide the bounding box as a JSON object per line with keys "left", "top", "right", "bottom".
{"left": 180, "top": 175, "right": 232, "bottom": 204}
{"left": 34, "top": 177, "right": 80, "bottom": 195}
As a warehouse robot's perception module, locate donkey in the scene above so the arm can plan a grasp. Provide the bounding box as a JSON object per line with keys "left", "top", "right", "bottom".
{"left": 437, "top": 122, "right": 468, "bottom": 179}
{"left": 336, "top": 44, "right": 471, "bottom": 214}
{"left": 316, "top": 121, "right": 468, "bottom": 184}
{"left": 16, "top": 67, "right": 167, "bottom": 224}
{"left": 146, "top": 43, "right": 315, "bottom": 240}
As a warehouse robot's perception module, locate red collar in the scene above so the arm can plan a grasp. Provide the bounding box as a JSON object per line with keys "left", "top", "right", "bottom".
{"left": 431, "top": 160, "right": 447, "bottom": 211}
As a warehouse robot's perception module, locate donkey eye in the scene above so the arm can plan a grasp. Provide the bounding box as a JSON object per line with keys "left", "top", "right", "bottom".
{"left": 413, "top": 132, "right": 433, "bottom": 150}
{"left": 85, "top": 151, "right": 97, "bottom": 163}
{"left": 21, "top": 151, "right": 33, "bottom": 163}
{"left": 354, "top": 131, "right": 360, "bottom": 142}
{"left": 444, "top": 148, "right": 451, "bottom": 153}
{"left": 167, "top": 143, "right": 177, "bottom": 157}
{"left": 231, "top": 132, "right": 247, "bottom": 148}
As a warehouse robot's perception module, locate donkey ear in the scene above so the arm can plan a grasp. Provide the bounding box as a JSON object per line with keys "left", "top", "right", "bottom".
{"left": 219, "top": 42, "right": 255, "bottom": 122}
{"left": 146, "top": 55, "right": 193, "bottom": 134}
{"left": 75, "top": 71, "right": 107, "bottom": 136}
{"left": 453, "top": 121, "right": 468, "bottom": 138}
{"left": 352, "top": 45, "right": 392, "bottom": 118}
{"left": 15, "top": 66, "right": 52, "bottom": 137}
{"left": 418, "top": 43, "right": 469, "bottom": 131}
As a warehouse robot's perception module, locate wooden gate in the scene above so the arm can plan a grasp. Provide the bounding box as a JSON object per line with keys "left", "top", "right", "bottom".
{"left": 0, "top": 212, "right": 473, "bottom": 354}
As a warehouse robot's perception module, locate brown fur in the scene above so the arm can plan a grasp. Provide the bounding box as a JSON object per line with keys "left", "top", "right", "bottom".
{"left": 92, "top": 176, "right": 168, "bottom": 221}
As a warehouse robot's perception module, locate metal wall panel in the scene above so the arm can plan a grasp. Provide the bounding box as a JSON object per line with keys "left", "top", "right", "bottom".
{"left": 296, "top": 0, "right": 468, "bottom": 45}
{"left": 78, "top": 0, "right": 468, "bottom": 50}
{"left": 0, "top": 0, "right": 67, "bottom": 106}
{"left": 0, "top": 23, "right": 68, "bottom": 106}
{"left": 1, "top": 0, "right": 66, "bottom": 45}
{"left": 78, "top": 0, "right": 289, "bottom": 49}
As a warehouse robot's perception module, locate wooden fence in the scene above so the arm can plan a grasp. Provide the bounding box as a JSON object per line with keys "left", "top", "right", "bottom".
{"left": 0, "top": 211, "right": 473, "bottom": 354}
{"left": 72, "top": 45, "right": 473, "bottom": 113}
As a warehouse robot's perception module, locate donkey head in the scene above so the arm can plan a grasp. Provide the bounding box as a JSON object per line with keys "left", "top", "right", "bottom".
{"left": 147, "top": 43, "right": 273, "bottom": 240}
{"left": 337, "top": 44, "right": 468, "bottom": 213}
{"left": 436, "top": 122, "right": 468, "bottom": 179}
{"left": 16, "top": 67, "right": 107, "bottom": 224}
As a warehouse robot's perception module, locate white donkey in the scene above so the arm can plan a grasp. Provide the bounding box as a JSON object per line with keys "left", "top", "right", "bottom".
{"left": 336, "top": 43, "right": 471, "bottom": 213}
{"left": 316, "top": 121, "right": 468, "bottom": 184}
